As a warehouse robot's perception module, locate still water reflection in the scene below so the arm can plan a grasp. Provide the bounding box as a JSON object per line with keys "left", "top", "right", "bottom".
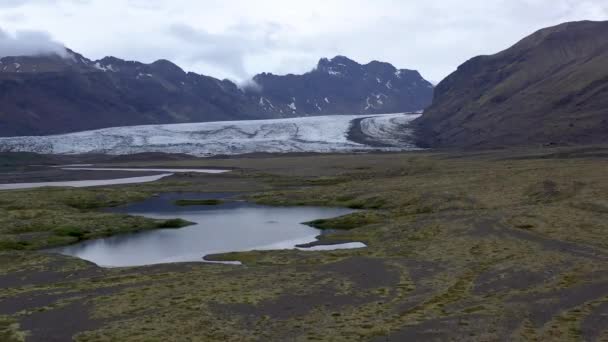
{"left": 53, "top": 193, "right": 359, "bottom": 267}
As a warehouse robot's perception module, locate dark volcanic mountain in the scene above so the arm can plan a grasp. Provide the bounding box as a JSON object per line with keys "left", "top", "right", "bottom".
{"left": 252, "top": 56, "right": 433, "bottom": 116}
{"left": 415, "top": 20, "right": 608, "bottom": 148}
{"left": 0, "top": 52, "right": 432, "bottom": 137}
{"left": 0, "top": 51, "right": 263, "bottom": 136}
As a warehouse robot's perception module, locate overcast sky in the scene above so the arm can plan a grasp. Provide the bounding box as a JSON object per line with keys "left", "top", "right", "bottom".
{"left": 0, "top": 0, "right": 606, "bottom": 83}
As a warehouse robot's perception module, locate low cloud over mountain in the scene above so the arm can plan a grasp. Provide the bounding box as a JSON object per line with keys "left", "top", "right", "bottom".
{"left": 0, "top": 28, "right": 67, "bottom": 58}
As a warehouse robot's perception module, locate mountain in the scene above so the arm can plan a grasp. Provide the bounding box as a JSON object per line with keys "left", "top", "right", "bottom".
{"left": 251, "top": 56, "right": 433, "bottom": 116}
{"left": 0, "top": 51, "right": 432, "bottom": 137}
{"left": 0, "top": 51, "right": 263, "bottom": 137}
{"left": 414, "top": 20, "right": 608, "bottom": 148}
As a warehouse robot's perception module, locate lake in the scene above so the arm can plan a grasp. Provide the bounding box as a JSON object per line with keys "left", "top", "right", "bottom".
{"left": 52, "top": 193, "right": 364, "bottom": 267}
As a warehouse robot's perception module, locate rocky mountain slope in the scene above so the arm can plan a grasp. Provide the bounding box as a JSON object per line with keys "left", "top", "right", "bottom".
{"left": 415, "top": 20, "right": 608, "bottom": 148}
{"left": 0, "top": 51, "right": 432, "bottom": 137}
{"left": 253, "top": 56, "right": 432, "bottom": 116}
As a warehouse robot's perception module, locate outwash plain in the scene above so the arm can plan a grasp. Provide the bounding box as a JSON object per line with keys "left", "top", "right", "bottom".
{"left": 1, "top": 146, "right": 608, "bottom": 341}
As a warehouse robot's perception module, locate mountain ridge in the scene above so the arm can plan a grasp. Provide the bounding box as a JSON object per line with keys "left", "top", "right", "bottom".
{"left": 0, "top": 51, "right": 433, "bottom": 137}
{"left": 414, "top": 20, "right": 608, "bottom": 148}
{"left": 252, "top": 55, "right": 432, "bottom": 116}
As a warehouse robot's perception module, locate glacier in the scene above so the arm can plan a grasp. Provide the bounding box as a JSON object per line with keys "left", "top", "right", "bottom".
{"left": 0, "top": 113, "right": 421, "bottom": 157}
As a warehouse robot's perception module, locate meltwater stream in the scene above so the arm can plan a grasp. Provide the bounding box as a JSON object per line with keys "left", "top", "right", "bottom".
{"left": 0, "top": 167, "right": 229, "bottom": 190}
{"left": 52, "top": 193, "right": 364, "bottom": 267}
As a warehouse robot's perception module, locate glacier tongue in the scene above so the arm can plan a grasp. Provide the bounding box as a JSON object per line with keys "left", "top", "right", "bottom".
{"left": 0, "top": 113, "right": 421, "bottom": 157}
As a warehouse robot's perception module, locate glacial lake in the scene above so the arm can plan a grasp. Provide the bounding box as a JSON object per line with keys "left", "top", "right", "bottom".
{"left": 52, "top": 193, "right": 363, "bottom": 267}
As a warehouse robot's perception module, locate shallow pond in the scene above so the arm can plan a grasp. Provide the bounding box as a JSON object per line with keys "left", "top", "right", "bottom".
{"left": 52, "top": 193, "right": 363, "bottom": 267}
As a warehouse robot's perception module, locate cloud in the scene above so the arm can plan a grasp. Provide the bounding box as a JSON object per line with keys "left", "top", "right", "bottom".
{"left": 0, "top": 0, "right": 88, "bottom": 8}
{"left": 167, "top": 22, "right": 282, "bottom": 80}
{"left": 0, "top": 0, "right": 53, "bottom": 8}
{"left": 237, "top": 78, "right": 263, "bottom": 92}
{"left": 2, "top": 12, "right": 26, "bottom": 23}
{"left": 0, "top": 28, "right": 67, "bottom": 58}
{"left": 0, "top": 0, "right": 606, "bottom": 82}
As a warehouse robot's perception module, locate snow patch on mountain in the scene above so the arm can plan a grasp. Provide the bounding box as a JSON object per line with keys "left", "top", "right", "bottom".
{"left": 365, "top": 97, "right": 373, "bottom": 110}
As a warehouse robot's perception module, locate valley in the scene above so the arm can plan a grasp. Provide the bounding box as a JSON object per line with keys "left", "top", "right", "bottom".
{"left": 0, "top": 6, "right": 606, "bottom": 341}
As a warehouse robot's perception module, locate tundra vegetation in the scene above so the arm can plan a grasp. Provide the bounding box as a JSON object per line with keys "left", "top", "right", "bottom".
{"left": 1, "top": 147, "right": 608, "bottom": 341}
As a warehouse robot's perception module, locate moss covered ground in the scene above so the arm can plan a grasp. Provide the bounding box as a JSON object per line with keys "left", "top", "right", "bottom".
{"left": 1, "top": 147, "right": 608, "bottom": 341}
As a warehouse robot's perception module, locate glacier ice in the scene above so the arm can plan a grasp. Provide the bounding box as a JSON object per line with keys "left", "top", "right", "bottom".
{"left": 0, "top": 113, "right": 422, "bottom": 157}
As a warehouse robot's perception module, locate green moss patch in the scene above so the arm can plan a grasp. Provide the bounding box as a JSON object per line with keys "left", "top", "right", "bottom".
{"left": 304, "top": 211, "right": 383, "bottom": 230}
{"left": 157, "top": 219, "right": 194, "bottom": 228}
